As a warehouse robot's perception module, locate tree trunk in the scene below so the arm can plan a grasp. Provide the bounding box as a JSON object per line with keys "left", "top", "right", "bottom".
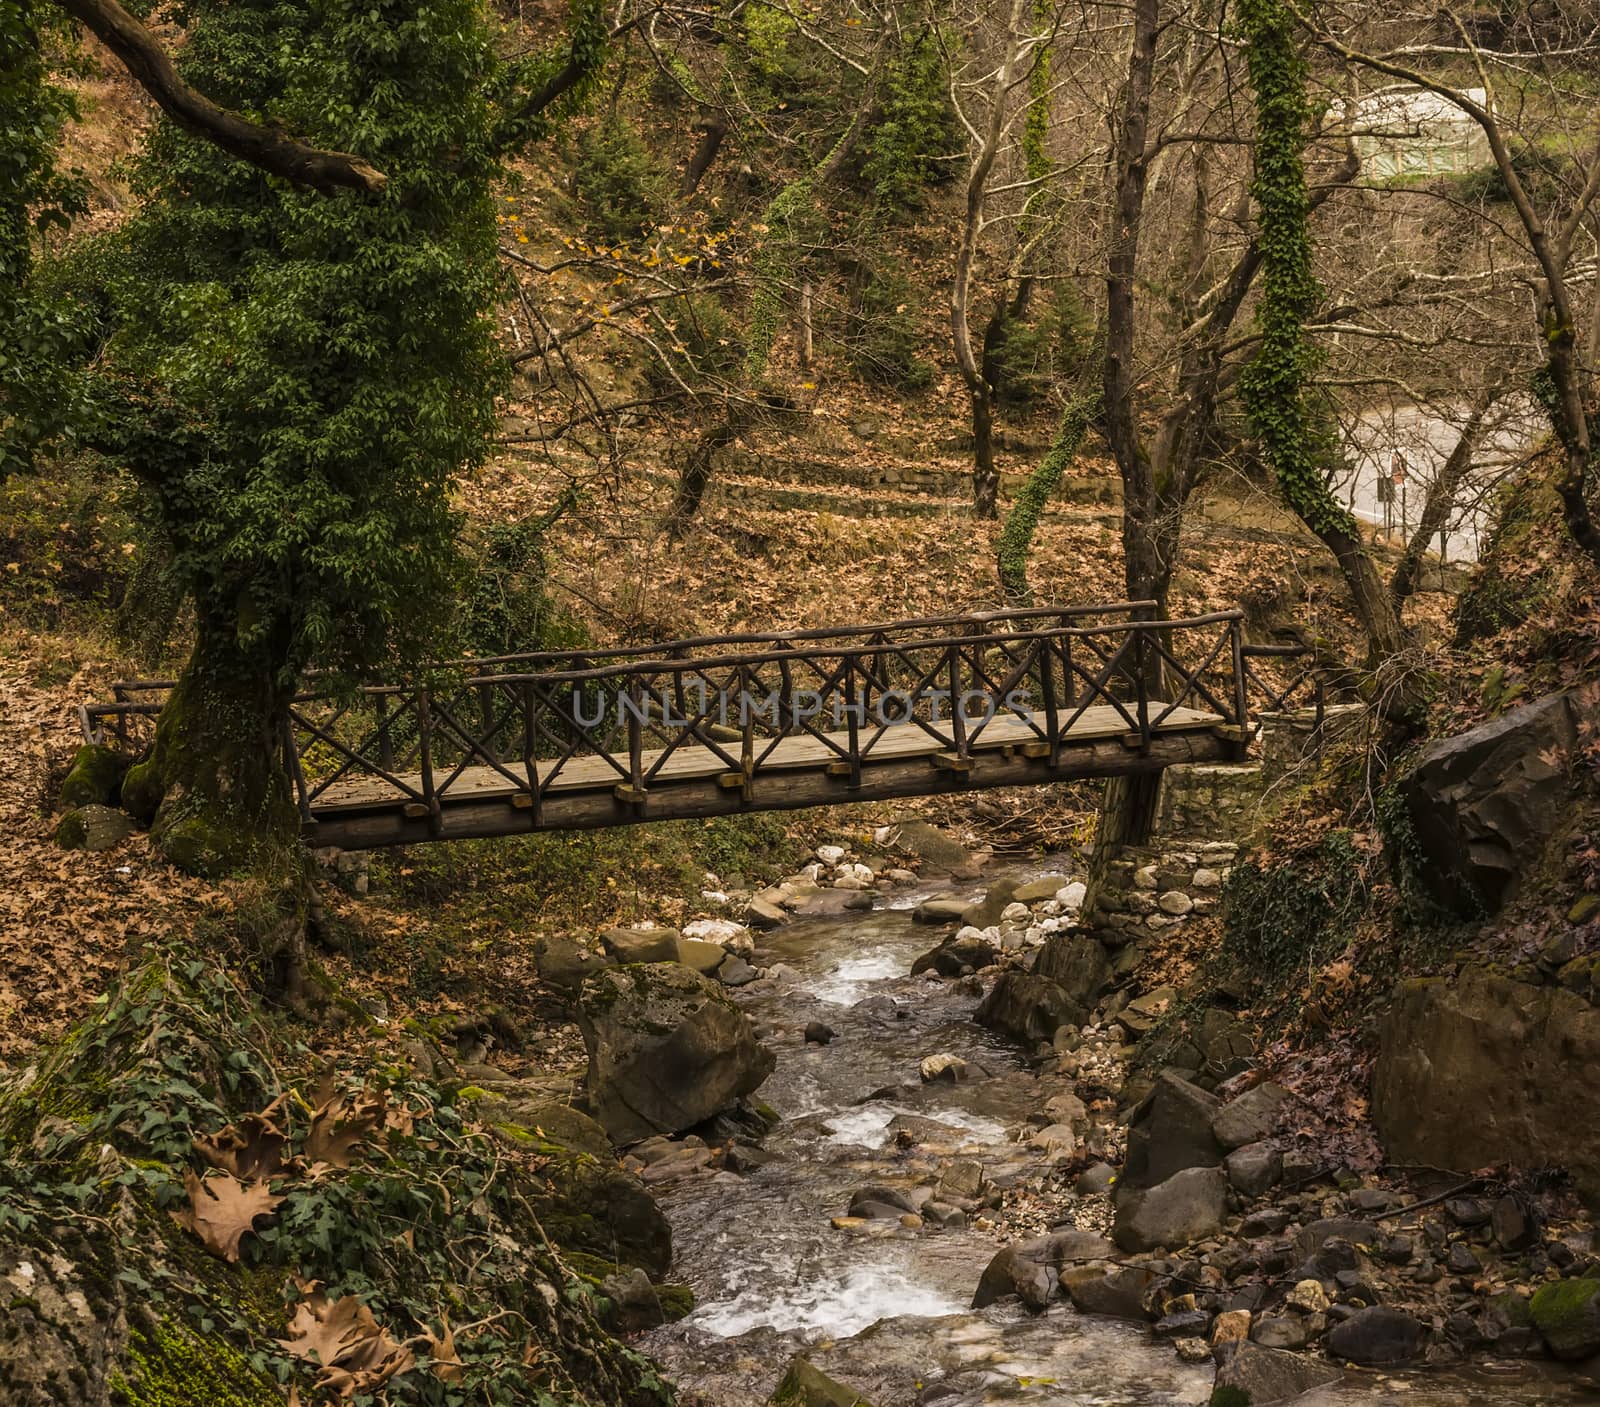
{"left": 666, "top": 409, "right": 746, "bottom": 539}
{"left": 971, "top": 388, "right": 998, "bottom": 519}
{"left": 133, "top": 609, "right": 310, "bottom": 995}
{"left": 143, "top": 612, "right": 300, "bottom": 877}
{"left": 679, "top": 116, "right": 727, "bottom": 198}
{"left": 1391, "top": 392, "right": 1493, "bottom": 602}
{"left": 1324, "top": 523, "right": 1407, "bottom": 661}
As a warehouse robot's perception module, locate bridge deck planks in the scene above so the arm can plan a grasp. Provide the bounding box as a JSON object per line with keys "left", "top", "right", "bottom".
{"left": 311, "top": 703, "right": 1221, "bottom": 814}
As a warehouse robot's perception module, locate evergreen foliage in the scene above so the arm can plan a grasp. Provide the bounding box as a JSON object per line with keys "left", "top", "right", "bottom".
{"left": 861, "top": 28, "right": 957, "bottom": 211}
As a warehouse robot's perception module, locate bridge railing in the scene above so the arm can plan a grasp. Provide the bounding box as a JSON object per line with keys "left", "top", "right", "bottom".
{"left": 81, "top": 606, "right": 1299, "bottom": 832}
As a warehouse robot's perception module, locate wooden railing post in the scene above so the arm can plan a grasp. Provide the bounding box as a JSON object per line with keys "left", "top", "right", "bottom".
{"left": 521, "top": 680, "right": 541, "bottom": 825}
{"left": 1230, "top": 617, "right": 1248, "bottom": 732}
{"left": 476, "top": 682, "right": 499, "bottom": 763}
{"left": 1041, "top": 638, "right": 1060, "bottom": 766}
{"left": 1135, "top": 625, "right": 1152, "bottom": 752}
{"left": 417, "top": 686, "right": 441, "bottom": 834}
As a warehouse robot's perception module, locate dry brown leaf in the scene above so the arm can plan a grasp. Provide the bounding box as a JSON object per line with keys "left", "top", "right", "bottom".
{"left": 423, "top": 1313, "right": 465, "bottom": 1383}
{"left": 170, "top": 1169, "right": 283, "bottom": 1263}
{"left": 306, "top": 1088, "right": 387, "bottom": 1169}
{"left": 278, "top": 1287, "right": 415, "bottom": 1399}
{"left": 195, "top": 1093, "right": 293, "bottom": 1181}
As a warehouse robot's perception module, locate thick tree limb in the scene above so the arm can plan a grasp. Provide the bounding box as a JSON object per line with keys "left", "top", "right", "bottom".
{"left": 55, "top": 0, "right": 386, "bottom": 195}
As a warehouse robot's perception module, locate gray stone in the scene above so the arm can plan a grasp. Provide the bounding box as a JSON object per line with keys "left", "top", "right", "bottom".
{"left": 971, "top": 1247, "right": 1056, "bottom": 1311}
{"left": 1398, "top": 690, "right": 1583, "bottom": 912}
{"left": 1121, "top": 1072, "right": 1224, "bottom": 1191}
{"left": 56, "top": 804, "right": 135, "bottom": 852}
{"left": 1013, "top": 875, "right": 1072, "bottom": 903}
{"left": 745, "top": 895, "right": 788, "bottom": 928}
{"left": 1326, "top": 1306, "right": 1429, "bottom": 1366}
{"left": 912, "top": 896, "right": 970, "bottom": 925}
{"left": 1034, "top": 934, "right": 1112, "bottom": 1005}
{"left": 1211, "top": 1341, "right": 1342, "bottom": 1406}
{"left": 536, "top": 936, "right": 615, "bottom": 996}
{"left": 1226, "top": 1142, "right": 1283, "bottom": 1198}
{"left": 1212, "top": 1082, "right": 1290, "bottom": 1151}
{"left": 1065, "top": 1264, "right": 1158, "bottom": 1321}
{"left": 962, "top": 878, "right": 1021, "bottom": 930}
{"left": 717, "top": 954, "right": 759, "bottom": 987}
{"left": 1075, "top": 1162, "right": 1117, "bottom": 1195}
{"left": 601, "top": 926, "right": 681, "bottom": 964}
{"left": 676, "top": 937, "right": 727, "bottom": 975}
{"left": 1157, "top": 890, "right": 1194, "bottom": 916}
{"left": 1250, "top": 1315, "right": 1311, "bottom": 1350}
{"left": 577, "top": 963, "right": 775, "bottom": 1145}
{"left": 1112, "top": 1166, "right": 1228, "bottom": 1252}
{"left": 974, "top": 973, "right": 1085, "bottom": 1045}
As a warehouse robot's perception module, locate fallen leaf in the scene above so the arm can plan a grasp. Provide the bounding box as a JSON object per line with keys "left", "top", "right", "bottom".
{"left": 306, "top": 1088, "right": 387, "bottom": 1169}
{"left": 423, "top": 1313, "right": 465, "bottom": 1383}
{"left": 171, "top": 1169, "right": 283, "bottom": 1263}
{"left": 279, "top": 1287, "right": 416, "bottom": 1398}
{"left": 195, "top": 1093, "right": 293, "bottom": 1181}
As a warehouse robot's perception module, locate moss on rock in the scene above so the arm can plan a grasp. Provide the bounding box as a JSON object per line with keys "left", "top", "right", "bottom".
{"left": 59, "top": 744, "right": 130, "bottom": 810}
{"left": 120, "top": 759, "right": 163, "bottom": 827}
{"left": 109, "top": 1321, "right": 281, "bottom": 1407}
{"left": 1530, "top": 1277, "right": 1600, "bottom": 1359}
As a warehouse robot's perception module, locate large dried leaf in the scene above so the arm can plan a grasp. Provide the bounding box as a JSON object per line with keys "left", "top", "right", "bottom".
{"left": 194, "top": 1093, "right": 293, "bottom": 1181}
{"left": 171, "top": 1169, "right": 283, "bottom": 1263}
{"left": 279, "top": 1287, "right": 415, "bottom": 1398}
{"left": 306, "top": 1088, "right": 387, "bottom": 1170}
{"left": 422, "top": 1314, "right": 464, "bottom": 1383}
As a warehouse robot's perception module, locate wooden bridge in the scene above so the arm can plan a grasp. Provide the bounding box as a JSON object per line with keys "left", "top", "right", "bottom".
{"left": 82, "top": 604, "right": 1320, "bottom": 850}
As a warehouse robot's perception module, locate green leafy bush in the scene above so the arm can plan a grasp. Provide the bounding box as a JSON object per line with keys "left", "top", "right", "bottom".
{"left": 1221, "top": 830, "right": 1366, "bottom": 977}
{"left": 847, "top": 265, "right": 934, "bottom": 391}
{"left": 861, "top": 29, "right": 959, "bottom": 212}
{"left": 988, "top": 283, "right": 1095, "bottom": 408}
{"left": 573, "top": 114, "right": 668, "bottom": 244}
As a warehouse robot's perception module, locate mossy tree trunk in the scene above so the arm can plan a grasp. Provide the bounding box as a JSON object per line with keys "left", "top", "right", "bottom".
{"left": 146, "top": 609, "right": 299, "bottom": 879}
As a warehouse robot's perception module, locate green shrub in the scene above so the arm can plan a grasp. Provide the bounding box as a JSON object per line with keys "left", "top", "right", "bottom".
{"left": 572, "top": 115, "right": 668, "bottom": 244}
{"left": 847, "top": 265, "right": 934, "bottom": 391}
{"left": 988, "top": 283, "right": 1095, "bottom": 408}
{"left": 861, "top": 28, "right": 959, "bottom": 212}
{"left": 1221, "top": 830, "right": 1366, "bottom": 978}
{"left": 458, "top": 514, "right": 589, "bottom": 658}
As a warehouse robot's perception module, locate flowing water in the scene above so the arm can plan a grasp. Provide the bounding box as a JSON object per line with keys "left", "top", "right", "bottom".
{"left": 641, "top": 869, "right": 1589, "bottom": 1406}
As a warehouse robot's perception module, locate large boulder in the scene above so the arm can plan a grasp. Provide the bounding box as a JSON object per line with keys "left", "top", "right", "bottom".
{"left": 1211, "top": 1341, "right": 1341, "bottom": 1405}
{"left": 1373, "top": 965, "right": 1600, "bottom": 1202}
{"left": 1034, "top": 934, "right": 1112, "bottom": 1005}
{"left": 1325, "top": 1306, "right": 1429, "bottom": 1366}
{"left": 1530, "top": 1278, "right": 1600, "bottom": 1360}
{"left": 1121, "top": 1072, "right": 1225, "bottom": 1191}
{"left": 600, "top": 926, "right": 681, "bottom": 964}
{"left": 973, "top": 1230, "right": 1113, "bottom": 1311}
{"left": 975, "top": 973, "right": 1084, "bottom": 1045}
{"left": 1211, "top": 1081, "right": 1289, "bottom": 1151}
{"left": 1398, "top": 690, "right": 1584, "bottom": 913}
{"left": 881, "top": 819, "right": 979, "bottom": 876}
{"left": 962, "top": 877, "right": 1021, "bottom": 930}
{"left": 1112, "top": 1166, "right": 1227, "bottom": 1252}
{"left": 577, "top": 963, "right": 775, "bottom": 1145}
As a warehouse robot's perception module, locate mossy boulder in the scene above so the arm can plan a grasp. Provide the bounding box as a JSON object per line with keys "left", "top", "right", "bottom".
{"left": 1530, "top": 1277, "right": 1600, "bottom": 1359}
{"left": 503, "top": 1099, "right": 673, "bottom": 1276}
{"left": 58, "top": 743, "right": 130, "bottom": 810}
{"left": 120, "top": 758, "right": 164, "bottom": 827}
{"left": 769, "top": 1356, "right": 875, "bottom": 1406}
{"left": 56, "top": 804, "right": 136, "bottom": 853}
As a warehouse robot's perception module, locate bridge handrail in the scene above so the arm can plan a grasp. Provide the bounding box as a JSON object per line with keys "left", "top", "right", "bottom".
{"left": 97, "top": 601, "right": 1162, "bottom": 702}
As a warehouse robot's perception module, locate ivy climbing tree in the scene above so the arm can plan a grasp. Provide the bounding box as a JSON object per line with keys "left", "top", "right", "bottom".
{"left": 1237, "top": 0, "right": 1406, "bottom": 666}
{"left": 41, "top": 0, "right": 615, "bottom": 945}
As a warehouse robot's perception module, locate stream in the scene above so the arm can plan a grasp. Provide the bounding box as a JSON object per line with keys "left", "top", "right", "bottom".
{"left": 640, "top": 866, "right": 1590, "bottom": 1407}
